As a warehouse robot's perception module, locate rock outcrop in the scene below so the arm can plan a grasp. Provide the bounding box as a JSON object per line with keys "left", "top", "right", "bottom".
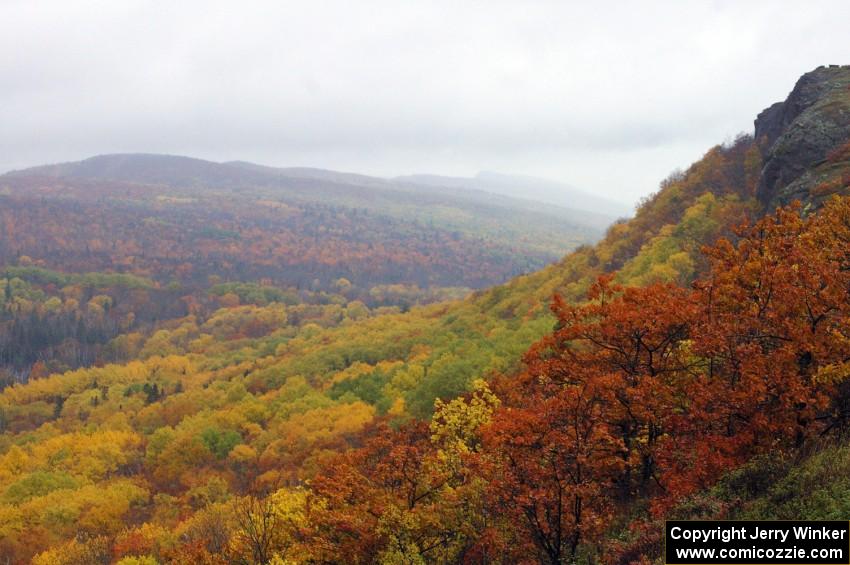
{"left": 754, "top": 65, "right": 850, "bottom": 210}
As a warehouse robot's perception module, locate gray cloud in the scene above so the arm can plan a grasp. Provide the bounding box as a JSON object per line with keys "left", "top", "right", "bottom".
{"left": 2, "top": 0, "right": 849, "bottom": 205}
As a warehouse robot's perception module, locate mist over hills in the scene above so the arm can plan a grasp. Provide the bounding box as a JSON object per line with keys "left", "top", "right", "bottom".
{"left": 397, "top": 170, "right": 632, "bottom": 217}
{"left": 5, "top": 153, "right": 620, "bottom": 230}
{"left": 0, "top": 152, "right": 615, "bottom": 302}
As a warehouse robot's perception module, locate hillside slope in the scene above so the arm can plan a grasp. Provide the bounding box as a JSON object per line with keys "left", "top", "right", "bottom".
{"left": 0, "top": 155, "right": 613, "bottom": 307}
{"left": 0, "top": 65, "right": 849, "bottom": 563}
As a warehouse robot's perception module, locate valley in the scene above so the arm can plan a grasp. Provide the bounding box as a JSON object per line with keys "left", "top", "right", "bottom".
{"left": 1, "top": 58, "right": 849, "bottom": 564}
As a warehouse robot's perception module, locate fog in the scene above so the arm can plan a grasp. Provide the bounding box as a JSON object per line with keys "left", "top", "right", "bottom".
{"left": 2, "top": 0, "right": 849, "bottom": 205}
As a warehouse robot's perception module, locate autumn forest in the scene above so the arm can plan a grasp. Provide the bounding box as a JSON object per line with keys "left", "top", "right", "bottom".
{"left": 1, "top": 18, "right": 849, "bottom": 565}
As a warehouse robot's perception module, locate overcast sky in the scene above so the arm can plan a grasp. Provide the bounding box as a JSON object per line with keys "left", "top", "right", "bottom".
{"left": 2, "top": 1, "right": 849, "bottom": 205}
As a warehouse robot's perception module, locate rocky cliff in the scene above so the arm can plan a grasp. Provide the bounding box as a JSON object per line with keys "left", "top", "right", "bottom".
{"left": 755, "top": 64, "right": 850, "bottom": 210}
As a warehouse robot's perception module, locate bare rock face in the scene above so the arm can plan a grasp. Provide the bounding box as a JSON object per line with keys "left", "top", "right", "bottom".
{"left": 755, "top": 65, "right": 850, "bottom": 210}
{"left": 754, "top": 101, "right": 787, "bottom": 147}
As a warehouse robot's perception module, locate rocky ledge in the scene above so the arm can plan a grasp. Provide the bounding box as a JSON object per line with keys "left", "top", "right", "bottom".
{"left": 754, "top": 65, "right": 850, "bottom": 210}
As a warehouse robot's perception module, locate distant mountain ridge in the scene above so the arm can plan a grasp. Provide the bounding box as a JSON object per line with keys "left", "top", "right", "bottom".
{"left": 5, "top": 153, "right": 620, "bottom": 231}
{"left": 221, "top": 161, "right": 620, "bottom": 226}
{"left": 224, "top": 160, "right": 393, "bottom": 189}
{"left": 396, "top": 171, "right": 632, "bottom": 217}
{"left": 6, "top": 153, "right": 272, "bottom": 189}
{"left": 1, "top": 153, "right": 617, "bottom": 283}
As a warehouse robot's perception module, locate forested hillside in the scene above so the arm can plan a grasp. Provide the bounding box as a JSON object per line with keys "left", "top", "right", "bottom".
{"left": 3, "top": 154, "right": 611, "bottom": 269}
{"left": 0, "top": 157, "right": 610, "bottom": 381}
{"left": 0, "top": 65, "right": 849, "bottom": 564}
